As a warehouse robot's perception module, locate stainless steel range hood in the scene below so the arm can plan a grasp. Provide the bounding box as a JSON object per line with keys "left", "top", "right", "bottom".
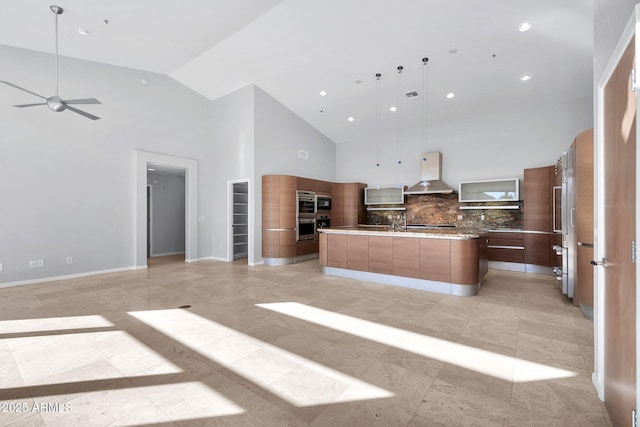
{"left": 404, "top": 151, "right": 456, "bottom": 195}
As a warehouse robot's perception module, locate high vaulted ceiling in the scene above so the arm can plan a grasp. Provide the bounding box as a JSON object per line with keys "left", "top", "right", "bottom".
{"left": 1, "top": 0, "right": 593, "bottom": 144}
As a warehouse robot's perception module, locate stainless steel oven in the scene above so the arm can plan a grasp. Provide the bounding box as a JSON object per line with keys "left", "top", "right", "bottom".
{"left": 296, "top": 191, "right": 316, "bottom": 218}
{"left": 297, "top": 217, "right": 316, "bottom": 241}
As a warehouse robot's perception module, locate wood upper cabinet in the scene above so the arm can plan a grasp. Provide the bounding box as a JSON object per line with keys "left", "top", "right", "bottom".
{"left": 524, "top": 166, "right": 553, "bottom": 232}
{"left": 297, "top": 177, "right": 332, "bottom": 194}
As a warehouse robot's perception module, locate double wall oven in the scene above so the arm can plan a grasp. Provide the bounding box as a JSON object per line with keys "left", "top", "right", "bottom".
{"left": 296, "top": 191, "right": 316, "bottom": 241}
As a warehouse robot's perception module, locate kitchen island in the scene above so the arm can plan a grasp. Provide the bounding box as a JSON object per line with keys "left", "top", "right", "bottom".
{"left": 318, "top": 226, "right": 488, "bottom": 296}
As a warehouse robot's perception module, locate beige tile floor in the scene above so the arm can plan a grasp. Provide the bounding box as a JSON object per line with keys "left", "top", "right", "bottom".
{"left": 0, "top": 256, "right": 612, "bottom": 426}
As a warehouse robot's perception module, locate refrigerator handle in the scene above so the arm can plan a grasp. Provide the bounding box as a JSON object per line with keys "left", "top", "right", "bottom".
{"left": 570, "top": 207, "right": 576, "bottom": 227}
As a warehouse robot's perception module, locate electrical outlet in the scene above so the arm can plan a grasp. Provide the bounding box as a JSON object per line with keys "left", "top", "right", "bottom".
{"left": 37, "top": 259, "right": 44, "bottom": 268}
{"left": 480, "top": 214, "right": 485, "bottom": 221}
{"left": 29, "top": 260, "right": 37, "bottom": 268}
{"left": 66, "top": 257, "right": 73, "bottom": 265}
{"left": 457, "top": 214, "right": 463, "bottom": 220}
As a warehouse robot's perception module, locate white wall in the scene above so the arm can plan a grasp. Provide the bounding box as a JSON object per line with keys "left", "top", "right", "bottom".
{"left": 337, "top": 96, "right": 593, "bottom": 188}
{"left": 209, "top": 84, "right": 337, "bottom": 264}
{"left": 148, "top": 171, "right": 186, "bottom": 256}
{"left": 209, "top": 85, "right": 255, "bottom": 262}
{"left": 0, "top": 45, "right": 212, "bottom": 285}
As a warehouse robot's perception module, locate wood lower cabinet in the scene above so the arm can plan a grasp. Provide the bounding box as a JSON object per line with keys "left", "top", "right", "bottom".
{"left": 368, "top": 236, "right": 393, "bottom": 274}
{"left": 486, "top": 232, "right": 524, "bottom": 263}
{"left": 347, "top": 235, "right": 369, "bottom": 271}
{"left": 327, "top": 234, "right": 347, "bottom": 268}
{"left": 392, "top": 237, "right": 420, "bottom": 279}
{"left": 451, "top": 239, "right": 480, "bottom": 285}
{"left": 419, "top": 239, "right": 451, "bottom": 282}
{"left": 524, "top": 233, "right": 551, "bottom": 266}
{"left": 262, "top": 229, "right": 296, "bottom": 259}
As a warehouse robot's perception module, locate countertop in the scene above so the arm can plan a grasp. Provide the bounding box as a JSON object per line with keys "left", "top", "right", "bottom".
{"left": 319, "top": 225, "right": 486, "bottom": 240}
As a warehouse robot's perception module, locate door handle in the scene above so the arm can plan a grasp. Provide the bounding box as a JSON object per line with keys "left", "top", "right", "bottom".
{"left": 590, "top": 258, "right": 608, "bottom": 267}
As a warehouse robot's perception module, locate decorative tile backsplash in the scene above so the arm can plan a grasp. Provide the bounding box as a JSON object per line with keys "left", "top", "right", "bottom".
{"left": 366, "top": 193, "right": 523, "bottom": 230}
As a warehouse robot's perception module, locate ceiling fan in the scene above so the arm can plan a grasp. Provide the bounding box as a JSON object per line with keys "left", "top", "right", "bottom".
{"left": 0, "top": 5, "right": 101, "bottom": 120}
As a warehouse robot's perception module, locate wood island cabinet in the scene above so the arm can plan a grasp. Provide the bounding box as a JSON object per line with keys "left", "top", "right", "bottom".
{"left": 368, "top": 235, "right": 393, "bottom": 274}
{"left": 319, "top": 230, "right": 486, "bottom": 296}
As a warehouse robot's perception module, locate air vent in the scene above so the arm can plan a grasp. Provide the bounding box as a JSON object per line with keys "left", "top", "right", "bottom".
{"left": 405, "top": 90, "right": 419, "bottom": 99}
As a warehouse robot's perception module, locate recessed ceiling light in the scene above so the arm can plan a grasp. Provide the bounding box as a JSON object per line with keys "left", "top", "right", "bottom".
{"left": 449, "top": 47, "right": 458, "bottom": 54}
{"left": 76, "top": 28, "right": 90, "bottom": 35}
{"left": 319, "top": 90, "right": 327, "bottom": 96}
{"left": 140, "top": 78, "right": 149, "bottom": 85}
{"left": 519, "top": 22, "right": 532, "bottom": 32}
{"left": 147, "top": 168, "right": 156, "bottom": 171}
{"left": 354, "top": 79, "right": 362, "bottom": 84}
{"left": 390, "top": 106, "right": 397, "bottom": 112}
{"left": 446, "top": 92, "right": 455, "bottom": 99}
{"left": 520, "top": 73, "right": 532, "bottom": 81}
{"left": 348, "top": 117, "right": 354, "bottom": 122}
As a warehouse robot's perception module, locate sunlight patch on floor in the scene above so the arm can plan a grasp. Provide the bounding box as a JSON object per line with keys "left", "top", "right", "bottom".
{"left": 0, "top": 315, "right": 114, "bottom": 334}
{"left": 129, "top": 309, "right": 393, "bottom": 407}
{"left": 256, "top": 302, "right": 577, "bottom": 383}
{"left": 1, "top": 330, "right": 182, "bottom": 388}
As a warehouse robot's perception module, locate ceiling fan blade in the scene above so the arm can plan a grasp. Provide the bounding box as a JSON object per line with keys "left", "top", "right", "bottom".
{"left": 65, "top": 104, "right": 101, "bottom": 121}
{"left": 13, "top": 103, "right": 48, "bottom": 108}
{"left": 0, "top": 81, "right": 48, "bottom": 100}
{"left": 63, "top": 98, "right": 102, "bottom": 105}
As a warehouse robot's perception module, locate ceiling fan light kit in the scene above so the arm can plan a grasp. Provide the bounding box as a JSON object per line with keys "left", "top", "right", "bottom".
{"left": 0, "top": 4, "right": 102, "bottom": 120}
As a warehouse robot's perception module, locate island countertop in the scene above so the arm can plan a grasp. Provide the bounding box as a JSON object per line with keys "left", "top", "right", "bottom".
{"left": 319, "top": 225, "right": 487, "bottom": 240}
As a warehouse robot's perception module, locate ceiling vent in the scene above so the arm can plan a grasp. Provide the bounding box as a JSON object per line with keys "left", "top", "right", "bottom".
{"left": 405, "top": 90, "right": 419, "bottom": 99}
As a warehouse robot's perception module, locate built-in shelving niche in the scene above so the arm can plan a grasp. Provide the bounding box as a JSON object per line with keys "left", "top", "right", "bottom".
{"left": 232, "top": 182, "right": 249, "bottom": 259}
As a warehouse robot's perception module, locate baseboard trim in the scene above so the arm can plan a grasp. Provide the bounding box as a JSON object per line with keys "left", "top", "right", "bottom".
{"left": 151, "top": 252, "right": 186, "bottom": 257}
{"left": 0, "top": 266, "right": 140, "bottom": 289}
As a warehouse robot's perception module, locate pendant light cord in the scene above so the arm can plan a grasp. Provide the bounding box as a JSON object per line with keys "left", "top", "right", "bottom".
{"left": 396, "top": 66, "right": 403, "bottom": 165}
{"left": 422, "top": 57, "right": 429, "bottom": 154}
{"left": 375, "top": 73, "right": 381, "bottom": 167}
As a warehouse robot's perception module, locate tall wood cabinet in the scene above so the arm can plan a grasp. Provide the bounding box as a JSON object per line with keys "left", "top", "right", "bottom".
{"left": 262, "top": 175, "right": 297, "bottom": 261}
{"left": 573, "top": 129, "right": 594, "bottom": 313}
{"left": 262, "top": 175, "right": 366, "bottom": 264}
{"left": 331, "top": 182, "right": 366, "bottom": 227}
{"left": 523, "top": 165, "right": 555, "bottom": 268}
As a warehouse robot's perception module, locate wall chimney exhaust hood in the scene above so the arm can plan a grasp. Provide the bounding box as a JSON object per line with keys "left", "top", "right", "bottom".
{"left": 404, "top": 151, "right": 456, "bottom": 195}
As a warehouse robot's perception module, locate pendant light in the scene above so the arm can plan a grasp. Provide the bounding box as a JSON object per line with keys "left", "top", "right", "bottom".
{"left": 375, "top": 72, "right": 382, "bottom": 167}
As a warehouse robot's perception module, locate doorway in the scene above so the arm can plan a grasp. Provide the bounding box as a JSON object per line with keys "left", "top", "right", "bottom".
{"left": 135, "top": 151, "right": 198, "bottom": 268}
{"left": 595, "top": 8, "right": 638, "bottom": 425}
{"left": 228, "top": 179, "right": 251, "bottom": 264}
{"left": 147, "top": 167, "right": 186, "bottom": 264}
